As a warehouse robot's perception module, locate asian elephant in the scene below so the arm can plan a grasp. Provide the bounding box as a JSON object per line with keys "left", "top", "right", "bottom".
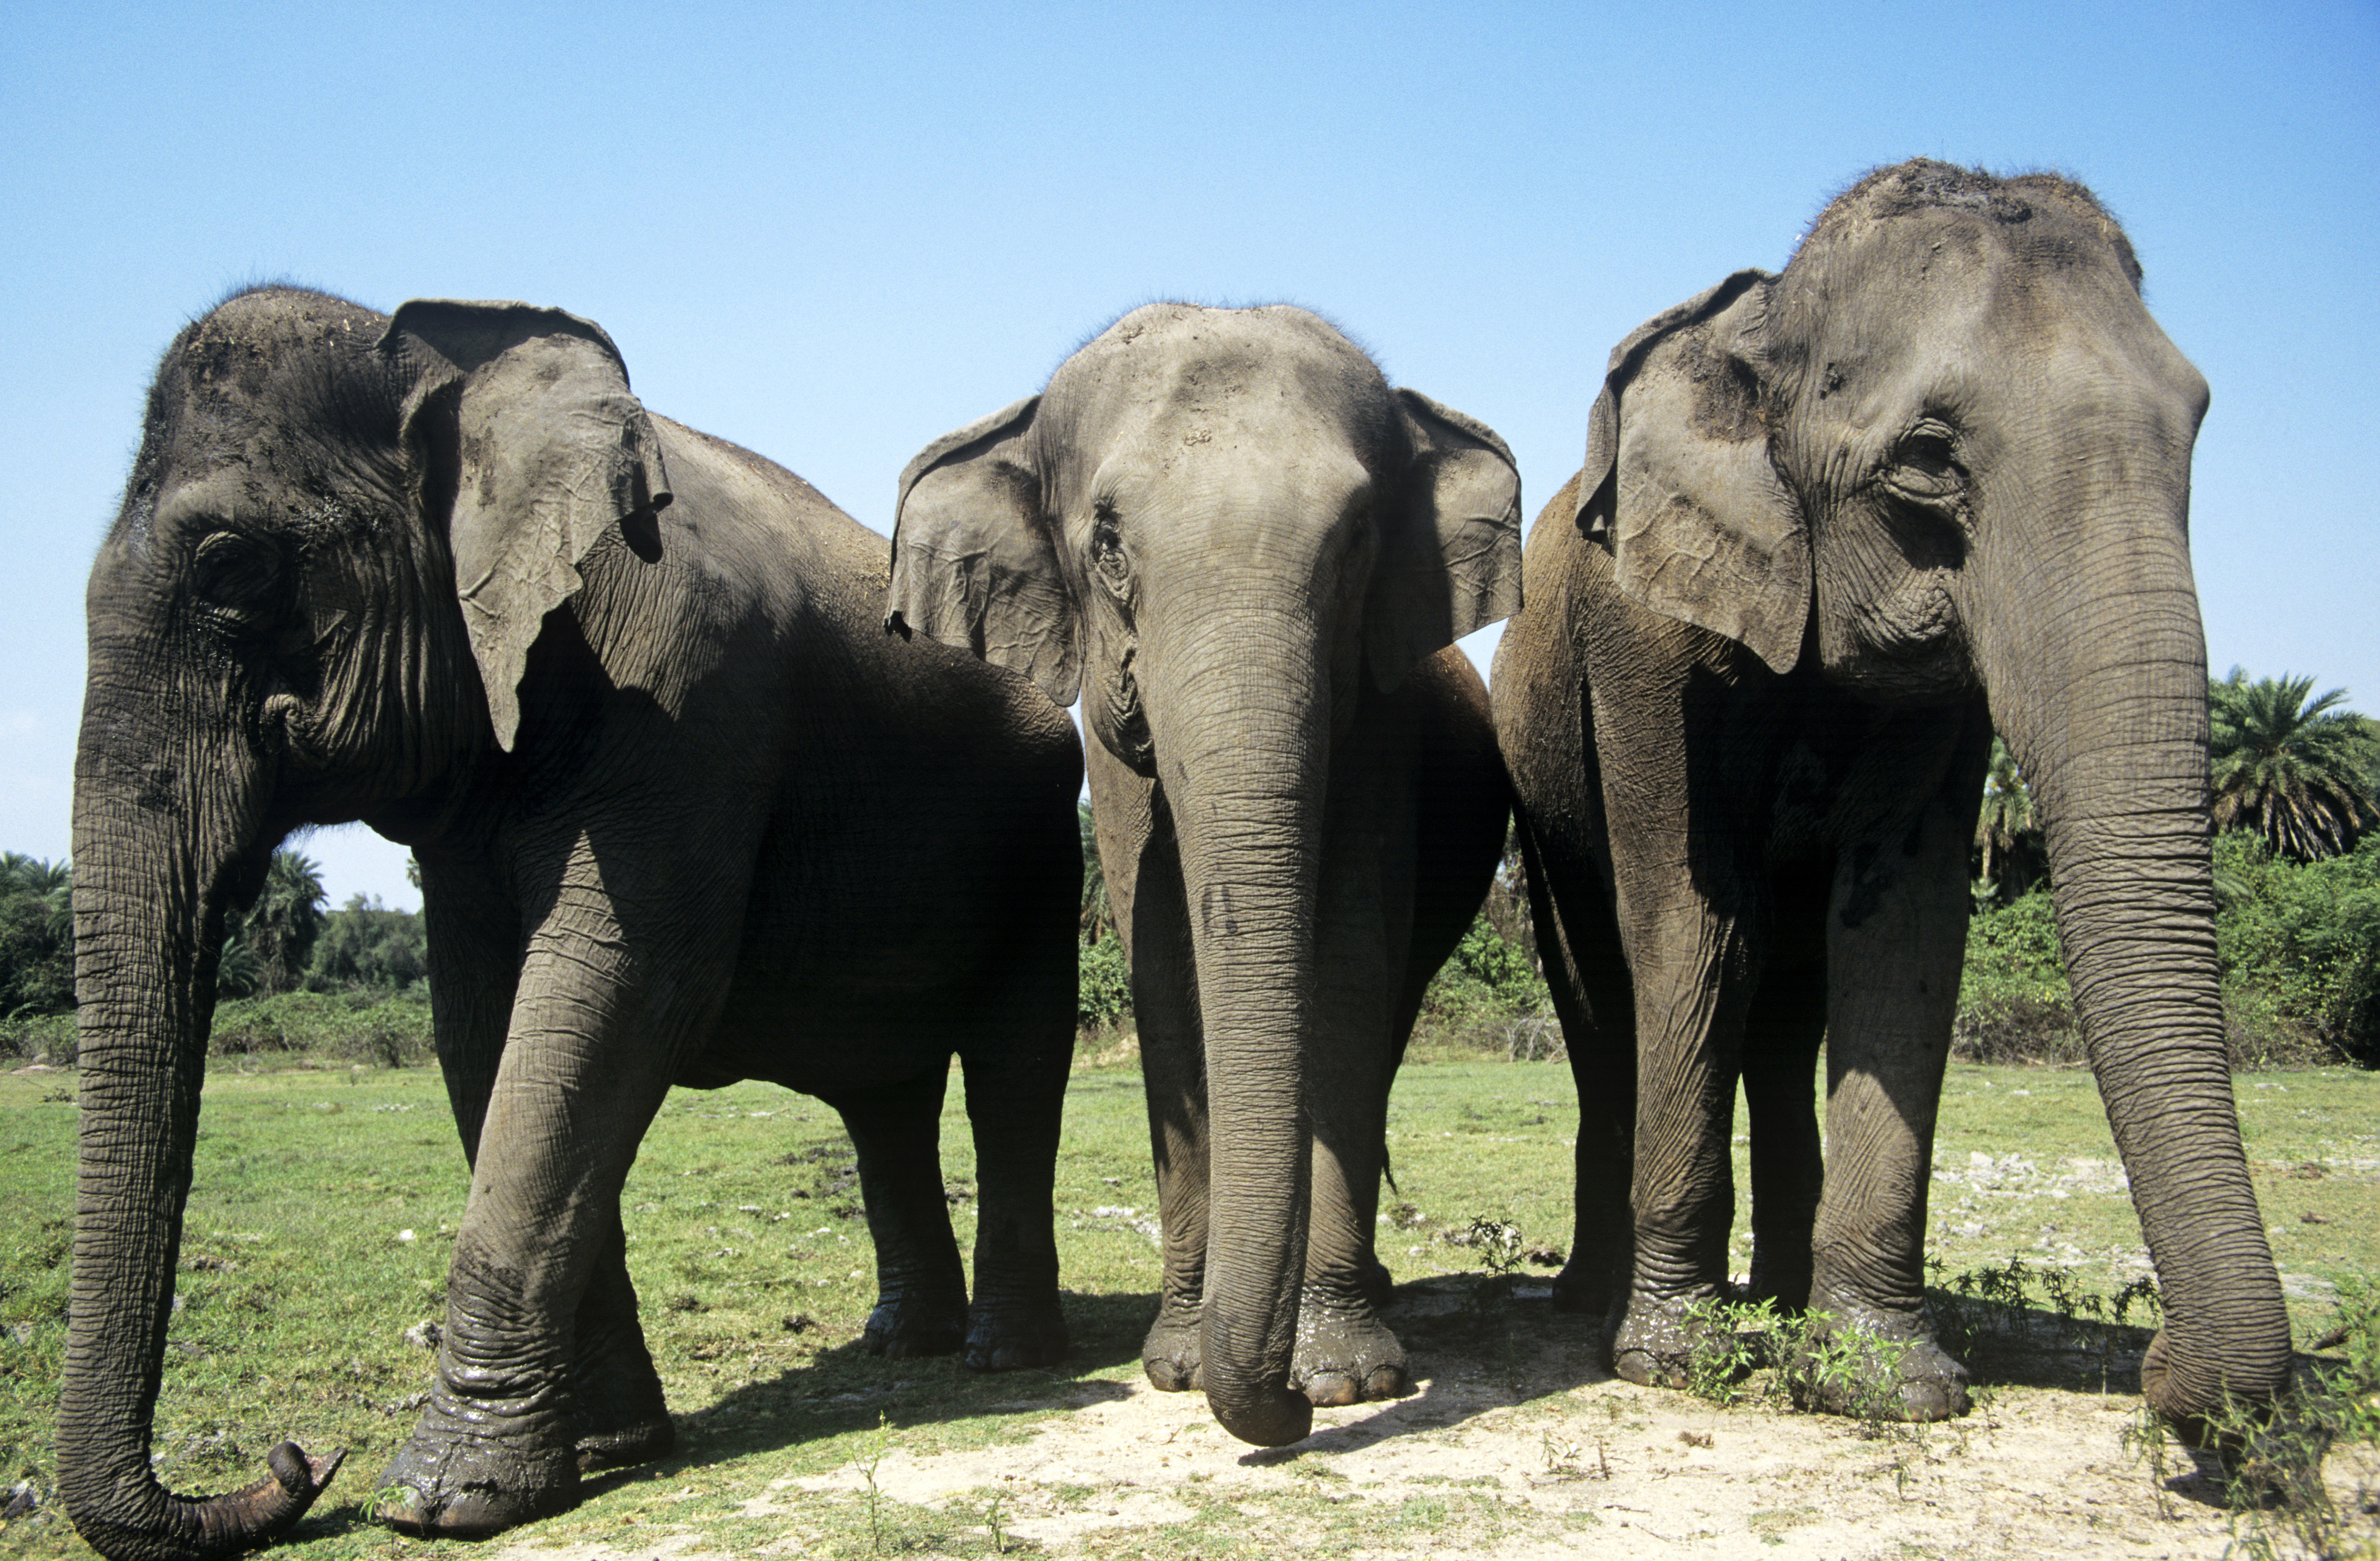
{"left": 65, "top": 288, "right": 1081, "bottom": 1558}
{"left": 889, "top": 304, "right": 1518, "bottom": 1448}
{"left": 1492, "top": 161, "right": 2291, "bottom": 1437}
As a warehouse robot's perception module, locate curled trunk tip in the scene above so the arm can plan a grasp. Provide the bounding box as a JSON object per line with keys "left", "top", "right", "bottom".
{"left": 68, "top": 1438, "right": 341, "bottom": 1559}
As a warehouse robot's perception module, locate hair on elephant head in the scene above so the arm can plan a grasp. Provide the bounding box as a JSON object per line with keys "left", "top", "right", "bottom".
{"left": 891, "top": 304, "right": 1518, "bottom": 1448}
{"left": 1497, "top": 160, "right": 2288, "bottom": 1445}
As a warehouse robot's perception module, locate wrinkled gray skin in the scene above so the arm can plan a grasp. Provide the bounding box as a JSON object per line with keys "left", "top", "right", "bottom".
{"left": 889, "top": 305, "right": 1519, "bottom": 1447}
{"left": 65, "top": 289, "right": 1080, "bottom": 1559}
{"left": 1493, "top": 162, "right": 2291, "bottom": 1436}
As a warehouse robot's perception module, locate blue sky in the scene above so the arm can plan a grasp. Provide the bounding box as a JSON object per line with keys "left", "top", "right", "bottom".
{"left": 5, "top": 1, "right": 2375, "bottom": 912}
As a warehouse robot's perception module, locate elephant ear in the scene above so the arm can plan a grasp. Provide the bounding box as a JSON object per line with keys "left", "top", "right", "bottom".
{"left": 886, "top": 396, "right": 1079, "bottom": 707}
{"left": 1577, "top": 269, "right": 1809, "bottom": 675}
{"left": 380, "top": 299, "right": 672, "bottom": 751}
{"left": 1366, "top": 388, "right": 1524, "bottom": 691}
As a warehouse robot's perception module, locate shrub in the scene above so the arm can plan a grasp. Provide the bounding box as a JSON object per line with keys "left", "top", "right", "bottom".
{"left": 0, "top": 1011, "right": 78, "bottom": 1065}
{"left": 1954, "top": 891, "right": 2082, "bottom": 1064}
{"left": 209, "top": 990, "right": 433, "bottom": 1066}
{"left": 1078, "top": 938, "right": 1132, "bottom": 1032}
{"left": 2215, "top": 832, "right": 2380, "bottom": 1066}
{"left": 1416, "top": 914, "right": 1558, "bottom": 1056}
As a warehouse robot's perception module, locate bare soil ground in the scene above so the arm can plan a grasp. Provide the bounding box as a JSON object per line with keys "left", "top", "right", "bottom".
{"left": 484, "top": 1280, "right": 2379, "bottom": 1561}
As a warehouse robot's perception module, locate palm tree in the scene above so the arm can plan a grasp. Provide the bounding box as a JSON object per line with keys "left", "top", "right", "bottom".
{"left": 1079, "top": 803, "right": 1113, "bottom": 944}
{"left": 2208, "top": 669, "right": 2380, "bottom": 862}
{"left": 1972, "top": 736, "right": 2046, "bottom": 904}
{"left": 235, "top": 850, "right": 328, "bottom": 994}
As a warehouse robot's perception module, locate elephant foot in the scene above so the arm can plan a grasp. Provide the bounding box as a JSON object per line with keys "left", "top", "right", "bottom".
{"left": 572, "top": 1325, "right": 674, "bottom": 1472}
{"left": 1610, "top": 1287, "right": 1737, "bottom": 1390}
{"left": 1550, "top": 1256, "right": 1620, "bottom": 1317}
{"left": 1141, "top": 1293, "right": 1204, "bottom": 1392}
{"left": 1786, "top": 1304, "right": 1970, "bottom": 1422}
{"left": 1290, "top": 1287, "right": 1411, "bottom": 1406}
{"left": 375, "top": 1399, "right": 578, "bottom": 1539}
{"left": 964, "top": 1291, "right": 1069, "bottom": 1371}
{"left": 862, "top": 1287, "right": 968, "bottom": 1359}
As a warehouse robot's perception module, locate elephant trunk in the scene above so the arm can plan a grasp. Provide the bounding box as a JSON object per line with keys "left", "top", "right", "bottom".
{"left": 1142, "top": 596, "right": 1330, "bottom": 1449}
{"left": 1979, "top": 513, "right": 2291, "bottom": 1436}
{"left": 58, "top": 714, "right": 341, "bottom": 1559}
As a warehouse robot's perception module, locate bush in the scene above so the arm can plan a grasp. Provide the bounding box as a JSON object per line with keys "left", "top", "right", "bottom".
{"left": 209, "top": 990, "right": 434, "bottom": 1067}
{"left": 0, "top": 1011, "right": 77, "bottom": 1065}
{"left": 307, "top": 894, "right": 428, "bottom": 992}
{"left": 2216, "top": 832, "right": 2380, "bottom": 1066}
{"left": 1954, "top": 891, "right": 2082, "bottom": 1064}
{"left": 1078, "top": 938, "right": 1132, "bottom": 1031}
{"left": 1416, "top": 915, "right": 1559, "bottom": 1057}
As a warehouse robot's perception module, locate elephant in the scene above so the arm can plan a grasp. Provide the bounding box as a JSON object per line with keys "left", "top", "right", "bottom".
{"left": 887, "top": 303, "right": 1519, "bottom": 1448}
{"left": 63, "top": 287, "right": 1082, "bottom": 1558}
{"left": 1491, "top": 160, "right": 2291, "bottom": 1437}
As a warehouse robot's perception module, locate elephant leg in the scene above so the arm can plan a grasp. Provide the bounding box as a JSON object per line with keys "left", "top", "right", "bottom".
{"left": 1740, "top": 940, "right": 1827, "bottom": 1314}
{"left": 1516, "top": 816, "right": 1636, "bottom": 1317}
{"left": 1292, "top": 824, "right": 1409, "bottom": 1406}
{"left": 379, "top": 1024, "right": 686, "bottom": 1535}
{"left": 569, "top": 1207, "right": 673, "bottom": 1471}
{"left": 1608, "top": 882, "right": 1761, "bottom": 1390}
{"left": 416, "top": 856, "right": 674, "bottom": 1472}
{"left": 835, "top": 1072, "right": 969, "bottom": 1359}
{"left": 1802, "top": 786, "right": 1976, "bottom": 1422}
{"left": 956, "top": 977, "right": 1073, "bottom": 1370}
{"left": 379, "top": 836, "right": 748, "bottom": 1537}
{"left": 1117, "top": 784, "right": 1212, "bottom": 1394}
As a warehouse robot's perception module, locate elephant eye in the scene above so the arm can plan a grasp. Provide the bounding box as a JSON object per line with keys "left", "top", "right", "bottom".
{"left": 191, "top": 530, "right": 285, "bottom": 623}
{"left": 1881, "top": 421, "right": 1966, "bottom": 504}
{"left": 1090, "top": 508, "right": 1132, "bottom": 597}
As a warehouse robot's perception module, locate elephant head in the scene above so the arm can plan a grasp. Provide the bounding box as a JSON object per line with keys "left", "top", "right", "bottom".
{"left": 65, "top": 287, "right": 669, "bottom": 1559}
{"left": 1577, "top": 161, "right": 2289, "bottom": 1430}
{"left": 889, "top": 304, "right": 1521, "bottom": 1443}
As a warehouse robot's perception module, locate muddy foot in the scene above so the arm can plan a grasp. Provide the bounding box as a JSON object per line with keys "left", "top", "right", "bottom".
{"left": 1291, "top": 1288, "right": 1411, "bottom": 1406}
{"left": 1786, "top": 1305, "right": 1970, "bottom": 1422}
{"left": 1609, "top": 1287, "right": 1737, "bottom": 1391}
{"left": 375, "top": 1421, "right": 577, "bottom": 1539}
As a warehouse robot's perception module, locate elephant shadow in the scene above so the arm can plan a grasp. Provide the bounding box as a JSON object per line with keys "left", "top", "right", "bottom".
{"left": 1233, "top": 1273, "right": 1616, "bottom": 1460}
{"left": 632, "top": 1276, "right": 1606, "bottom": 1487}
{"left": 579, "top": 1288, "right": 1158, "bottom": 1491}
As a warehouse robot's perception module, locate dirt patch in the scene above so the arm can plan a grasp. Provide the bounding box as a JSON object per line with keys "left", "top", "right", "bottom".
{"left": 485, "top": 1286, "right": 2376, "bottom": 1559}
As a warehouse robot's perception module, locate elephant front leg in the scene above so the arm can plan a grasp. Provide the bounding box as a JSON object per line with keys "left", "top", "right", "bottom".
{"left": 380, "top": 854, "right": 740, "bottom": 1537}
{"left": 1138, "top": 1003, "right": 1213, "bottom": 1393}
{"left": 1289, "top": 829, "right": 1410, "bottom": 1407}
{"left": 1799, "top": 796, "right": 1977, "bottom": 1422}
{"left": 1129, "top": 830, "right": 1211, "bottom": 1393}
{"left": 380, "top": 1045, "right": 683, "bottom": 1537}
{"left": 1609, "top": 894, "right": 1762, "bottom": 1391}
{"left": 836, "top": 1075, "right": 970, "bottom": 1359}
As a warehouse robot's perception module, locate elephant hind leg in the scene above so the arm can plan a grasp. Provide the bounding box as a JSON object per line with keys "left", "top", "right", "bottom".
{"left": 956, "top": 968, "right": 1074, "bottom": 1371}
{"left": 835, "top": 1072, "right": 970, "bottom": 1360}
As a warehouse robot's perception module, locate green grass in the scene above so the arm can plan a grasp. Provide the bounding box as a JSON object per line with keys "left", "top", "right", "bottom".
{"left": 1, "top": 1052, "right": 2374, "bottom": 1557}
